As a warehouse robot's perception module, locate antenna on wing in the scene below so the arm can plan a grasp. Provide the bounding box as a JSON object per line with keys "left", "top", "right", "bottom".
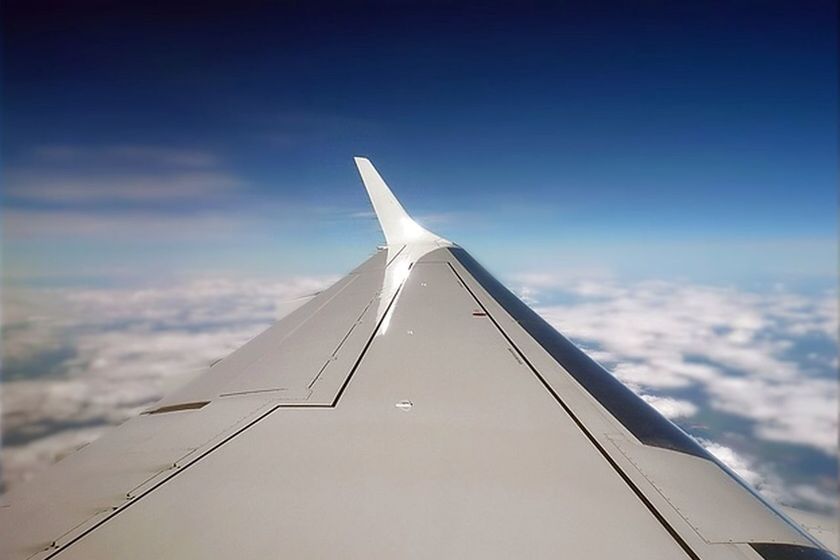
{"left": 354, "top": 157, "right": 449, "bottom": 247}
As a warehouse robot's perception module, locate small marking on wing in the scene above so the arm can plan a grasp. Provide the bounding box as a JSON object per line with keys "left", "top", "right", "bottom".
{"left": 144, "top": 401, "right": 210, "bottom": 415}
{"left": 395, "top": 400, "right": 414, "bottom": 411}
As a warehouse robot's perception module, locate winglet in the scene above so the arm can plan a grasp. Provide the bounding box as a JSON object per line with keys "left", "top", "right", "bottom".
{"left": 354, "top": 157, "right": 448, "bottom": 246}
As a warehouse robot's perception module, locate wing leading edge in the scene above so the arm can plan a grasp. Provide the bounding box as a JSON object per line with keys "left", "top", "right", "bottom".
{"left": 0, "top": 159, "right": 834, "bottom": 560}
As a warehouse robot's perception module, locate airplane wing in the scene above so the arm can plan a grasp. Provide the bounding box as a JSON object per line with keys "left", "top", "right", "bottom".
{"left": 1, "top": 158, "right": 835, "bottom": 560}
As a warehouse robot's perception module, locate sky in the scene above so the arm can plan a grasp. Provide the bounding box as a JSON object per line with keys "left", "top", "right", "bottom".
{"left": 3, "top": 0, "right": 837, "bottom": 286}
{"left": 1, "top": 0, "right": 837, "bottom": 519}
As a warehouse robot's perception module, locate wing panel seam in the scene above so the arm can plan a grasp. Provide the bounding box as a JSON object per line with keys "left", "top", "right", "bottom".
{"left": 41, "top": 403, "right": 282, "bottom": 560}
{"left": 41, "top": 270, "right": 409, "bottom": 558}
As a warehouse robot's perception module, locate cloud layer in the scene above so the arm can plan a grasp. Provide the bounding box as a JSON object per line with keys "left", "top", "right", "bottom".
{"left": 513, "top": 274, "right": 838, "bottom": 514}
{"left": 522, "top": 277, "right": 838, "bottom": 452}
{"left": 1, "top": 276, "right": 333, "bottom": 488}
{"left": 1, "top": 273, "right": 837, "bottom": 516}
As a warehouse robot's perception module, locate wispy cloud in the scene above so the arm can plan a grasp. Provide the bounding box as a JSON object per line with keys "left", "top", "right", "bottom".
{"left": 4, "top": 170, "right": 243, "bottom": 204}
{"left": 2, "top": 143, "right": 382, "bottom": 247}
{"left": 2, "top": 144, "right": 253, "bottom": 244}
{"left": 4, "top": 208, "right": 242, "bottom": 240}
{"left": 31, "top": 144, "right": 219, "bottom": 168}
{"left": 4, "top": 143, "right": 247, "bottom": 213}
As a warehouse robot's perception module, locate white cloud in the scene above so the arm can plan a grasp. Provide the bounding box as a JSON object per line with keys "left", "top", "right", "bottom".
{"left": 5, "top": 170, "right": 243, "bottom": 204}
{"left": 0, "top": 426, "right": 107, "bottom": 486}
{"left": 695, "top": 439, "right": 835, "bottom": 519}
{"left": 4, "top": 208, "right": 243, "bottom": 240}
{"left": 790, "top": 484, "right": 840, "bottom": 512}
{"left": 1, "top": 276, "right": 334, "bottom": 489}
{"left": 699, "top": 439, "right": 785, "bottom": 502}
{"left": 639, "top": 394, "right": 698, "bottom": 419}
{"left": 515, "top": 286, "right": 540, "bottom": 305}
{"left": 530, "top": 280, "right": 839, "bottom": 455}
{"left": 1, "top": 274, "right": 836, "bottom": 517}
{"left": 2, "top": 144, "right": 251, "bottom": 244}
{"left": 512, "top": 269, "right": 616, "bottom": 294}
{"left": 33, "top": 144, "right": 219, "bottom": 168}
{"left": 6, "top": 144, "right": 242, "bottom": 206}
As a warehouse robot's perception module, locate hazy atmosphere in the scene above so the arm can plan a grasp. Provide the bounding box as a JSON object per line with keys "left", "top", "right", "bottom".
{"left": 2, "top": 0, "right": 837, "bottom": 518}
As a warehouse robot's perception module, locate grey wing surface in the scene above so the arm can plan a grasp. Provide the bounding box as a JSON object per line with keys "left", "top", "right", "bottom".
{"left": 1, "top": 158, "right": 835, "bottom": 560}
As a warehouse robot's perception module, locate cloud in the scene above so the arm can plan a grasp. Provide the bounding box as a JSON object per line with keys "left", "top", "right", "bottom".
{"left": 2, "top": 144, "right": 255, "bottom": 243}
{"left": 0, "top": 427, "right": 108, "bottom": 487}
{"left": 639, "top": 394, "right": 698, "bottom": 419}
{"left": 1, "top": 274, "right": 836, "bottom": 517}
{"left": 699, "top": 439, "right": 785, "bottom": 502}
{"left": 512, "top": 275, "right": 837, "bottom": 515}
{"left": 527, "top": 279, "right": 838, "bottom": 454}
{"left": 694, "top": 439, "right": 837, "bottom": 520}
{"left": 32, "top": 145, "right": 219, "bottom": 168}
{"left": 4, "top": 143, "right": 247, "bottom": 215}
{"left": 512, "top": 269, "right": 617, "bottom": 296}
{"left": 2, "top": 143, "right": 382, "bottom": 245}
{"left": 4, "top": 208, "right": 243, "bottom": 240}
{"left": 1, "top": 276, "right": 334, "bottom": 488}
{"left": 6, "top": 144, "right": 241, "bottom": 206}
{"left": 4, "top": 170, "right": 243, "bottom": 204}
{"left": 790, "top": 484, "right": 840, "bottom": 512}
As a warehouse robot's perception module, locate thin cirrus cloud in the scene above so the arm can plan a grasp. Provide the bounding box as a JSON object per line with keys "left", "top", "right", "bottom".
{"left": 4, "top": 170, "right": 244, "bottom": 204}
{"left": 3, "top": 208, "right": 243, "bottom": 241}
{"left": 4, "top": 144, "right": 243, "bottom": 207}
{"left": 31, "top": 145, "right": 220, "bottom": 168}
{"left": 2, "top": 145, "right": 263, "bottom": 247}
{"left": 1, "top": 144, "right": 378, "bottom": 246}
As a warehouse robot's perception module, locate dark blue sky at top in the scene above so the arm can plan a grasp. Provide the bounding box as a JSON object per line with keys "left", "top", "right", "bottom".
{"left": 2, "top": 0, "right": 837, "bottom": 285}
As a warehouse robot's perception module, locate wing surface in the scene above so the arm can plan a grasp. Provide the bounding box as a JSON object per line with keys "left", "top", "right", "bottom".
{"left": 0, "top": 159, "right": 834, "bottom": 560}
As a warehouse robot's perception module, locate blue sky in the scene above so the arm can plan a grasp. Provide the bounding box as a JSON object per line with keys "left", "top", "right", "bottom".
{"left": 3, "top": 0, "right": 837, "bottom": 288}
